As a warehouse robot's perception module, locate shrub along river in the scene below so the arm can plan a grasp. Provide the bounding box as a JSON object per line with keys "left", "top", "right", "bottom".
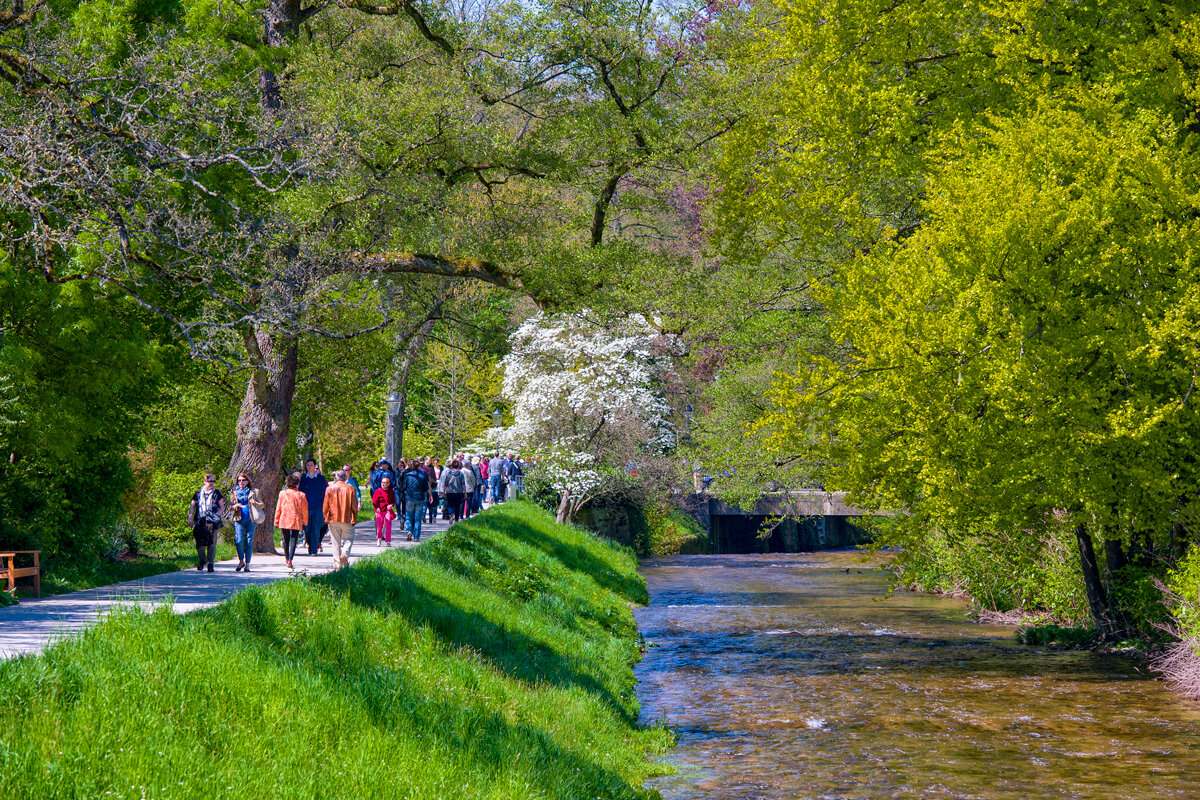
{"left": 634, "top": 552, "right": 1200, "bottom": 799}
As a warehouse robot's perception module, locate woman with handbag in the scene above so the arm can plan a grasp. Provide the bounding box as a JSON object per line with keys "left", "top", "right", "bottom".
{"left": 372, "top": 475, "right": 398, "bottom": 546}
{"left": 188, "top": 474, "right": 225, "bottom": 573}
{"left": 232, "top": 472, "right": 265, "bottom": 572}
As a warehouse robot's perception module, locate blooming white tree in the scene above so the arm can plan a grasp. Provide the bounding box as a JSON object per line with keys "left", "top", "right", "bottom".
{"left": 492, "top": 312, "right": 678, "bottom": 522}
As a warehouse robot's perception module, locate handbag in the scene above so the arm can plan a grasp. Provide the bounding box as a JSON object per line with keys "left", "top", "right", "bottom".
{"left": 250, "top": 492, "right": 266, "bottom": 524}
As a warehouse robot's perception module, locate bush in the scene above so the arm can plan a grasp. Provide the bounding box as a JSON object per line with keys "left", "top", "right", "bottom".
{"left": 881, "top": 517, "right": 1090, "bottom": 623}
{"left": 126, "top": 468, "right": 207, "bottom": 537}
{"left": 645, "top": 508, "right": 708, "bottom": 557}
{"left": 521, "top": 465, "right": 562, "bottom": 514}
{"left": 1167, "top": 543, "right": 1200, "bottom": 643}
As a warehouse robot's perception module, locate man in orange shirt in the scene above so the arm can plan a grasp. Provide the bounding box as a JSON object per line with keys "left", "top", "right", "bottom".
{"left": 322, "top": 469, "right": 360, "bottom": 568}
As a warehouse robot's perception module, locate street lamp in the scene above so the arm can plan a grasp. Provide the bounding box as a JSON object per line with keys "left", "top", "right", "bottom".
{"left": 385, "top": 391, "right": 402, "bottom": 464}
{"left": 492, "top": 408, "right": 503, "bottom": 428}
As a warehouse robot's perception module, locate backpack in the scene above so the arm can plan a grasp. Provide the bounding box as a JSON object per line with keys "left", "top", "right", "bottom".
{"left": 444, "top": 468, "right": 465, "bottom": 493}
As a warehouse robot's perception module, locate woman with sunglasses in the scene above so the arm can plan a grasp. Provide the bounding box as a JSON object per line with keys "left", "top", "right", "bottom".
{"left": 188, "top": 474, "right": 225, "bottom": 573}
{"left": 232, "top": 472, "right": 264, "bottom": 572}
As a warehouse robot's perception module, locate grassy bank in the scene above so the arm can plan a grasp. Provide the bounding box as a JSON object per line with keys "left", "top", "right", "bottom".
{"left": 0, "top": 501, "right": 671, "bottom": 799}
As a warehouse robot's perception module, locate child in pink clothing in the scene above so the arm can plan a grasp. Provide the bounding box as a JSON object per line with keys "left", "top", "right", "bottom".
{"left": 372, "top": 477, "right": 397, "bottom": 544}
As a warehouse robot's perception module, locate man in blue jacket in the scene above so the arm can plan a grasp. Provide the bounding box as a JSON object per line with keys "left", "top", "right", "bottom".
{"left": 298, "top": 459, "right": 328, "bottom": 556}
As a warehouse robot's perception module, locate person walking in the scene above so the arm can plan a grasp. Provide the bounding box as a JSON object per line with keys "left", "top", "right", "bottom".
{"left": 344, "top": 464, "right": 361, "bottom": 506}
{"left": 275, "top": 472, "right": 308, "bottom": 570}
{"left": 394, "top": 458, "right": 408, "bottom": 532}
{"left": 298, "top": 459, "right": 328, "bottom": 556}
{"left": 460, "top": 455, "right": 476, "bottom": 519}
{"left": 479, "top": 455, "right": 490, "bottom": 505}
{"left": 188, "top": 474, "right": 225, "bottom": 573}
{"left": 323, "top": 469, "right": 359, "bottom": 569}
{"left": 471, "top": 456, "right": 485, "bottom": 513}
{"left": 399, "top": 460, "right": 431, "bottom": 542}
{"left": 488, "top": 452, "right": 503, "bottom": 504}
{"left": 370, "top": 459, "right": 397, "bottom": 494}
{"left": 509, "top": 456, "right": 524, "bottom": 501}
{"left": 442, "top": 459, "right": 466, "bottom": 525}
{"left": 428, "top": 457, "right": 443, "bottom": 522}
{"left": 231, "top": 472, "right": 264, "bottom": 572}
{"left": 372, "top": 475, "right": 398, "bottom": 546}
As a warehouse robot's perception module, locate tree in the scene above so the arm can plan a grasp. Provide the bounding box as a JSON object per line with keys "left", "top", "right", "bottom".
{"left": 715, "top": 1, "right": 1200, "bottom": 638}
{"left": 494, "top": 312, "right": 677, "bottom": 522}
{"left": 2, "top": 0, "right": 737, "bottom": 552}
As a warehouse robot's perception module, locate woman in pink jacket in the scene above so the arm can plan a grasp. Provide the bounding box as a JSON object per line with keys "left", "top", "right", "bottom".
{"left": 372, "top": 476, "right": 397, "bottom": 546}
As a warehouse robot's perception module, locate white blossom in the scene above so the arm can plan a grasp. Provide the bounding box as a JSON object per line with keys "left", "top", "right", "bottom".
{"left": 492, "top": 312, "right": 678, "bottom": 519}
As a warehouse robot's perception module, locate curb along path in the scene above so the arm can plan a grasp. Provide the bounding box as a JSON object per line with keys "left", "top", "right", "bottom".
{"left": 0, "top": 514, "right": 455, "bottom": 659}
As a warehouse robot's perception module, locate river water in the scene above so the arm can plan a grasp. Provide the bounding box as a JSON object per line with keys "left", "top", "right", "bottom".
{"left": 634, "top": 553, "right": 1200, "bottom": 800}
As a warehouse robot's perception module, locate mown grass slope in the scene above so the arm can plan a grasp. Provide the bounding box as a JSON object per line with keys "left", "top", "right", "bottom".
{"left": 0, "top": 501, "right": 670, "bottom": 799}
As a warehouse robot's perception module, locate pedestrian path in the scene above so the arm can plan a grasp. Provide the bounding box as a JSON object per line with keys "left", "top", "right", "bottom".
{"left": 0, "top": 513, "right": 457, "bottom": 659}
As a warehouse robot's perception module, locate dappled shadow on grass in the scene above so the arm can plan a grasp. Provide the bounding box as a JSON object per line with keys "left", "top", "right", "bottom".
{"left": 214, "top": 611, "right": 655, "bottom": 800}
{"left": 460, "top": 506, "right": 648, "bottom": 605}
{"left": 319, "top": 560, "right": 638, "bottom": 724}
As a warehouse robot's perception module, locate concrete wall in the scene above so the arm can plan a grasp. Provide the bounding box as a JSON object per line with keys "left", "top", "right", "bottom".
{"left": 575, "top": 506, "right": 634, "bottom": 548}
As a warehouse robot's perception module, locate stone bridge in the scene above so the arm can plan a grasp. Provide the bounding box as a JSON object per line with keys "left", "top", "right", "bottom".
{"left": 683, "top": 492, "right": 879, "bottom": 553}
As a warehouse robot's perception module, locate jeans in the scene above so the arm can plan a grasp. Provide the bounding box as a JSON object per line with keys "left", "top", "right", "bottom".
{"left": 233, "top": 519, "right": 256, "bottom": 564}
{"left": 404, "top": 496, "right": 424, "bottom": 541}
{"left": 489, "top": 475, "right": 501, "bottom": 503}
{"left": 280, "top": 528, "right": 300, "bottom": 561}
{"left": 303, "top": 510, "right": 324, "bottom": 555}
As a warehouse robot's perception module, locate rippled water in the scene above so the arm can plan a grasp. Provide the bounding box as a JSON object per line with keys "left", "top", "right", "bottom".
{"left": 634, "top": 553, "right": 1200, "bottom": 800}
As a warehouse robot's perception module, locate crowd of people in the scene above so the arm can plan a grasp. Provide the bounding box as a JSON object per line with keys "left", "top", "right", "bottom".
{"left": 188, "top": 452, "right": 525, "bottom": 572}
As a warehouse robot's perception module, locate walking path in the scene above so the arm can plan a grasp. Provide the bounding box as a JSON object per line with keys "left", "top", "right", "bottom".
{"left": 0, "top": 513, "right": 458, "bottom": 659}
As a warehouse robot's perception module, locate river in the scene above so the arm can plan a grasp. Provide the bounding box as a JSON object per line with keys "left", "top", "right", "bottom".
{"left": 634, "top": 552, "right": 1200, "bottom": 800}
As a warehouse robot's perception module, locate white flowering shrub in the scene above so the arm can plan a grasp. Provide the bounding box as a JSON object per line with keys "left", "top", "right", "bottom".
{"left": 495, "top": 312, "right": 678, "bottom": 522}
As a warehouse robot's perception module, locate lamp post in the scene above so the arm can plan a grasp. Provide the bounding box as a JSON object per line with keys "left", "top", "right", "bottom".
{"left": 492, "top": 408, "right": 503, "bottom": 428}
{"left": 385, "top": 391, "right": 402, "bottom": 464}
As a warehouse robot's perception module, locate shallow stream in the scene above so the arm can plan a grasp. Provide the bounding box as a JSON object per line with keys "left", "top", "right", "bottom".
{"left": 634, "top": 553, "right": 1200, "bottom": 799}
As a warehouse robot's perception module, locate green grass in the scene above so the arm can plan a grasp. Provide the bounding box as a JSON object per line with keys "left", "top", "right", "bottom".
{"left": 37, "top": 542, "right": 238, "bottom": 597}
{"left": 0, "top": 501, "right": 672, "bottom": 799}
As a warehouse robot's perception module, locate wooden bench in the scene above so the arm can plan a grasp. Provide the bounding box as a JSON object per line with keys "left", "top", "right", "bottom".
{"left": 0, "top": 551, "right": 40, "bottom": 598}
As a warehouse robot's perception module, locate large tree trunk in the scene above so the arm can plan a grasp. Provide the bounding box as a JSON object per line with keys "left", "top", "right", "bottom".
{"left": 228, "top": 327, "right": 299, "bottom": 553}
{"left": 1074, "top": 524, "right": 1125, "bottom": 642}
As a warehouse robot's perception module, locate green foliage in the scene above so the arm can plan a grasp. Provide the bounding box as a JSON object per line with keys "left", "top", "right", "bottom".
{"left": 711, "top": 0, "right": 1200, "bottom": 635}
{"left": 0, "top": 269, "right": 166, "bottom": 565}
{"left": 1167, "top": 544, "right": 1200, "bottom": 643}
{"left": 1111, "top": 565, "right": 1174, "bottom": 639}
{"left": 523, "top": 465, "right": 563, "bottom": 515}
{"left": 644, "top": 508, "right": 708, "bottom": 558}
{"left": 1017, "top": 624, "right": 1097, "bottom": 648}
{"left": 126, "top": 469, "right": 207, "bottom": 539}
{"left": 0, "top": 501, "right": 670, "bottom": 797}
{"left": 882, "top": 518, "right": 1090, "bottom": 623}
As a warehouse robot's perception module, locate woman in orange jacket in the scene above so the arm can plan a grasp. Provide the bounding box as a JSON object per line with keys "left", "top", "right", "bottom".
{"left": 274, "top": 472, "right": 308, "bottom": 569}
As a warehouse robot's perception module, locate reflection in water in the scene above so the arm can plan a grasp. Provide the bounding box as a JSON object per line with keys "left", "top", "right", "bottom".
{"left": 635, "top": 553, "right": 1200, "bottom": 800}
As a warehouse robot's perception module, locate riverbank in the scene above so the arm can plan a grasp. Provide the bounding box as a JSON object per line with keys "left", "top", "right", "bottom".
{"left": 0, "top": 501, "right": 671, "bottom": 799}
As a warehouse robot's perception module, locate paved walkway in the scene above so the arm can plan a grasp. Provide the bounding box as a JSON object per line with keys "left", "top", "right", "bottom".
{"left": 0, "top": 512, "right": 462, "bottom": 659}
